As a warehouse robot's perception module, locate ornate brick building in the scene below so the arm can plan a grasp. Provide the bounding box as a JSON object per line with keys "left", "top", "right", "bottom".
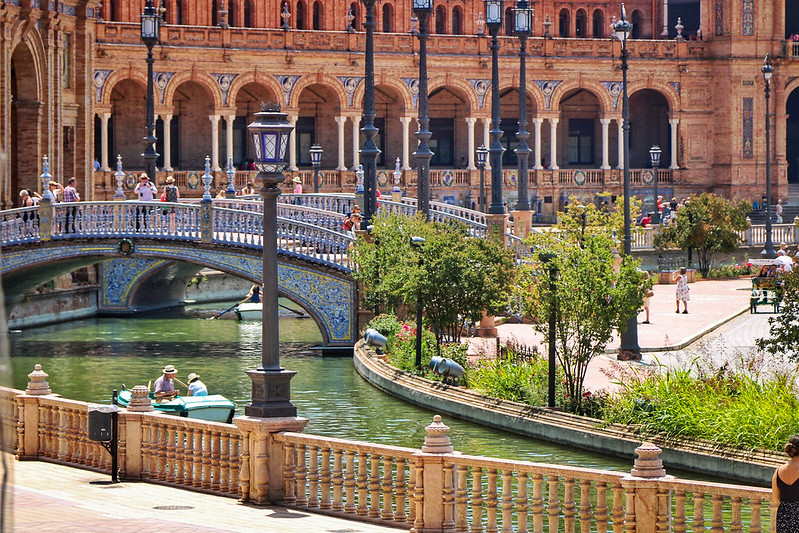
{"left": 3, "top": 1, "right": 799, "bottom": 215}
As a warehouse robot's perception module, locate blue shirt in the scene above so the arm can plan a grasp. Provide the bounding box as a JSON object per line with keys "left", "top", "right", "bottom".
{"left": 188, "top": 380, "right": 207, "bottom": 396}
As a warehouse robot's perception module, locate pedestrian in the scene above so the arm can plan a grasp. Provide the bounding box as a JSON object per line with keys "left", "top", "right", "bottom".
{"left": 162, "top": 176, "right": 180, "bottom": 232}
{"left": 776, "top": 199, "right": 784, "bottom": 224}
{"left": 93, "top": 159, "right": 101, "bottom": 171}
{"left": 134, "top": 172, "right": 158, "bottom": 231}
{"left": 240, "top": 182, "right": 256, "bottom": 195}
{"left": 187, "top": 373, "right": 208, "bottom": 396}
{"left": 154, "top": 364, "right": 180, "bottom": 400}
{"left": 670, "top": 197, "right": 678, "bottom": 211}
{"left": 215, "top": 189, "right": 227, "bottom": 199}
{"left": 772, "top": 434, "right": 799, "bottom": 532}
{"left": 62, "top": 177, "right": 80, "bottom": 233}
{"left": 292, "top": 176, "right": 303, "bottom": 194}
{"left": 19, "top": 189, "right": 41, "bottom": 207}
{"left": 673, "top": 267, "right": 690, "bottom": 314}
{"left": 642, "top": 272, "right": 653, "bottom": 324}
{"left": 48, "top": 180, "right": 63, "bottom": 203}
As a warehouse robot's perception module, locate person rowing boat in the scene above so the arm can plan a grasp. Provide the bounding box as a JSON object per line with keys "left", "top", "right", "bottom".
{"left": 154, "top": 364, "right": 181, "bottom": 400}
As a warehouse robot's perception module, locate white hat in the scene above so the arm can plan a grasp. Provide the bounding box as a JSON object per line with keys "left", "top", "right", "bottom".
{"left": 162, "top": 364, "right": 177, "bottom": 375}
{"left": 292, "top": 176, "right": 302, "bottom": 184}
{"left": 187, "top": 373, "right": 200, "bottom": 383}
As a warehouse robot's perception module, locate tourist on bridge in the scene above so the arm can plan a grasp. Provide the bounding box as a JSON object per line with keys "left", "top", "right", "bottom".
{"left": 48, "top": 180, "right": 63, "bottom": 202}
{"left": 154, "top": 364, "right": 180, "bottom": 400}
{"left": 239, "top": 182, "right": 256, "bottom": 196}
{"left": 292, "top": 176, "right": 303, "bottom": 194}
{"left": 161, "top": 176, "right": 180, "bottom": 232}
{"left": 63, "top": 177, "right": 80, "bottom": 233}
{"left": 134, "top": 173, "right": 158, "bottom": 231}
{"left": 19, "top": 189, "right": 41, "bottom": 207}
{"left": 187, "top": 373, "right": 208, "bottom": 396}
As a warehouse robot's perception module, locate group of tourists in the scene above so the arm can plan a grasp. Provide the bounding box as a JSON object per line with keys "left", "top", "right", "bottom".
{"left": 638, "top": 196, "right": 692, "bottom": 227}
{"left": 153, "top": 364, "right": 208, "bottom": 400}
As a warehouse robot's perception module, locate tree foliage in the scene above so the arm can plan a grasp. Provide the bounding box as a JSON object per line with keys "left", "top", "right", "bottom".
{"left": 653, "top": 193, "right": 750, "bottom": 276}
{"left": 351, "top": 213, "right": 516, "bottom": 353}
{"left": 756, "top": 271, "right": 799, "bottom": 360}
{"left": 519, "top": 207, "right": 648, "bottom": 411}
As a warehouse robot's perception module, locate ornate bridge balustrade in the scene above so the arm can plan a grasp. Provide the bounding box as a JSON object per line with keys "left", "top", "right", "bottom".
{"left": 1, "top": 384, "right": 777, "bottom": 531}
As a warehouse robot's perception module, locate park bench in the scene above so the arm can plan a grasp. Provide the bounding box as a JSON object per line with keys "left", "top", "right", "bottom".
{"left": 750, "top": 277, "right": 783, "bottom": 313}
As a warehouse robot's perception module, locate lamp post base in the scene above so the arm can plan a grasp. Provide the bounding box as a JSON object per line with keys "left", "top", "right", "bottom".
{"left": 245, "top": 369, "right": 298, "bottom": 418}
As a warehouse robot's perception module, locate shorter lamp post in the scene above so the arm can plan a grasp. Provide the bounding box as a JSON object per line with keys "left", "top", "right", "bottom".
{"left": 649, "top": 145, "right": 661, "bottom": 223}
{"left": 392, "top": 157, "right": 402, "bottom": 201}
{"left": 411, "top": 236, "right": 426, "bottom": 370}
{"left": 245, "top": 102, "right": 297, "bottom": 418}
{"left": 476, "top": 145, "right": 488, "bottom": 212}
{"left": 762, "top": 54, "right": 776, "bottom": 259}
{"left": 538, "top": 251, "right": 558, "bottom": 408}
{"left": 577, "top": 204, "right": 587, "bottom": 245}
{"left": 310, "top": 144, "right": 323, "bottom": 193}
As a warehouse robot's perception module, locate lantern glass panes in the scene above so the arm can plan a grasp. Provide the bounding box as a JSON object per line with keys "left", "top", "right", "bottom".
{"left": 247, "top": 104, "right": 294, "bottom": 174}
{"left": 413, "top": 0, "right": 433, "bottom": 11}
{"left": 476, "top": 145, "right": 488, "bottom": 166}
{"left": 141, "top": 12, "right": 159, "bottom": 40}
{"left": 310, "top": 144, "right": 323, "bottom": 166}
{"left": 485, "top": 0, "right": 503, "bottom": 26}
{"left": 763, "top": 55, "right": 774, "bottom": 82}
{"left": 514, "top": 2, "right": 532, "bottom": 34}
{"left": 649, "top": 145, "right": 661, "bottom": 167}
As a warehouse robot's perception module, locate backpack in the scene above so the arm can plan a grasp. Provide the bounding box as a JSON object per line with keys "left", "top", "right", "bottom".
{"left": 165, "top": 185, "right": 178, "bottom": 203}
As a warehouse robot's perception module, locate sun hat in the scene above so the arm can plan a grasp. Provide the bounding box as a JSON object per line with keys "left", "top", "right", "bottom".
{"left": 165, "top": 176, "right": 174, "bottom": 184}
{"left": 139, "top": 172, "right": 149, "bottom": 179}
{"left": 19, "top": 190, "right": 28, "bottom": 197}
{"left": 292, "top": 176, "right": 302, "bottom": 184}
{"left": 48, "top": 181, "right": 59, "bottom": 187}
{"left": 162, "top": 364, "right": 177, "bottom": 374}
{"left": 187, "top": 373, "right": 200, "bottom": 383}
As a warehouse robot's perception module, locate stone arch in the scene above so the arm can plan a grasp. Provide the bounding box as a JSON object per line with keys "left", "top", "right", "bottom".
{"left": 170, "top": 80, "right": 217, "bottom": 169}
{"left": 628, "top": 88, "right": 672, "bottom": 168}
{"left": 102, "top": 70, "right": 148, "bottom": 107}
{"left": 226, "top": 73, "right": 282, "bottom": 107}
{"left": 109, "top": 79, "right": 148, "bottom": 170}
{"left": 497, "top": 85, "right": 538, "bottom": 167}
{"left": 427, "top": 77, "right": 478, "bottom": 114}
{"left": 294, "top": 80, "right": 346, "bottom": 169}
{"left": 163, "top": 71, "right": 223, "bottom": 109}
{"left": 551, "top": 84, "right": 607, "bottom": 169}
{"left": 352, "top": 75, "right": 412, "bottom": 112}
{"left": 628, "top": 81, "right": 679, "bottom": 114}
{"left": 231, "top": 80, "right": 282, "bottom": 166}
{"left": 424, "top": 81, "right": 474, "bottom": 169}
{"left": 549, "top": 81, "right": 609, "bottom": 114}
{"left": 288, "top": 74, "right": 346, "bottom": 110}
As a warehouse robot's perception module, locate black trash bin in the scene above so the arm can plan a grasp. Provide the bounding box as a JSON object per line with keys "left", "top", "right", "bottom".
{"left": 88, "top": 404, "right": 118, "bottom": 442}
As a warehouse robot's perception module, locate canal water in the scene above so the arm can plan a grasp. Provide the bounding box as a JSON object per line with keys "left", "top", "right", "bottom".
{"left": 9, "top": 303, "right": 634, "bottom": 471}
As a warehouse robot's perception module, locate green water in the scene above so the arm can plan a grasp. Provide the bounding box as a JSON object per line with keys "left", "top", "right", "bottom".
{"left": 8, "top": 305, "right": 634, "bottom": 471}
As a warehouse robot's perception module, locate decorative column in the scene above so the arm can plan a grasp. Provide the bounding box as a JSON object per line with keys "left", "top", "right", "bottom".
{"left": 162, "top": 114, "right": 173, "bottom": 171}
{"left": 226, "top": 114, "right": 236, "bottom": 166}
{"left": 100, "top": 112, "right": 111, "bottom": 171}
{"left": 481, "top": 118, "right": 492, "bottom": 169}
{"left": 549, "top": 118, "right": 559, "bottom": 170}
{"left": 617, "top": 118, "right": 625, "bottom": 170}
{"left": 600, "top": 118, "right": 611, "bottom": 169}
{"left": 465, "top": 117, "right": 477, "bottom": 169}
{"left": 533, "top": 118, "right": 543, "bottom": 169}
{"left": 288, "top": 115, "right": 298, "bottom": 171}
{"left": 669, "top": 118, "right": 680, "bottom": 169}
{"left": 661, "top": 0, "right": 669, "bottom": 36}
{"left": 400, "top": 116, "right": 413, "bottom": 170}
{"left": 335, "top": 116, "right": 348, "bottom": 170}
{"left": 209, "top": 114, "right": 222, "bottom": 171}
{"left": 351, "top": 115, "right": 361, "bottom": 170}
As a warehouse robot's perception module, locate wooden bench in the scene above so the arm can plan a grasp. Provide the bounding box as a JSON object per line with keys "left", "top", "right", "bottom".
{"left": 750, "top": 277, "right": 783, "bottom": 313}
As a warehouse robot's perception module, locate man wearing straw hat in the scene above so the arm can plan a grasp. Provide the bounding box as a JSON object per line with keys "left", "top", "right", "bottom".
{"left": 154, "top": 364, "right": 180, "bottom": 400}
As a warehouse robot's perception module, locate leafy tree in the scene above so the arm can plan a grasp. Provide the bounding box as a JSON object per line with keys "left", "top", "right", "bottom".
{"left": 756, "top": 271, "right": 799, "bottom": 360}
{"left": 351, "top": 213, "right": 516, "bottom": 353}
{"left": 653, "top": 193, "right": 750, "bottom": 276}
{"left": 520, "top": 219, "right": 648, "bottom": 412}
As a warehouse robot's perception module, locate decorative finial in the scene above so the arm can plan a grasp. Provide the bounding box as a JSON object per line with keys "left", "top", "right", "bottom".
{"left": 114, "top": 154, "right": 125, "bottom": 199}
{"left": 26, "top": 364, "right": 52, "bottom": 396}
{"left": 202, "top": 155, "right": 213, "bottom": 201}
{"left": 421, "top": 415, "right": 453, "bottom": 453}
{"left": 40, "top": 155, "right": 54, "bottom": 202}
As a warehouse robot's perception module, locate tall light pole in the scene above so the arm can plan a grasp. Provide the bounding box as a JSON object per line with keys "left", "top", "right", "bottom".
{"left": 140, "top": 0, "right": 160, "bottom": 182}
{"left": 360, "top": 0, "right": 381, "bottom": 227}
{"left": 310, "top": 143, "right": 323, "bottom": 193}
{"left": 649, "top": 145, "right": 661, "bottom": 223}
{"left": 476, "top": 145, "right": 488, "bottom": 212}
{"left": 539, "top": 252, "right": 557, "bottom": 408}
{"left": 613, "top": 4, "right": 640, "bottom": 358}
{"left": 245, "top": 103, "right": 297, "bottom": 417}
{"left": 413, "top": 0, "right": 434, "bottom": 219}
{"left": 762, "top": 54, "right": 776, "bottom": 259}
{"left": 485, "top": 0, "right": 505, "bottom": 215}
{"left": 513, "top": 0, "right": 532, "bottom": 212}
{"left": 411, "top": 236, "right": 426, "bottom": 369}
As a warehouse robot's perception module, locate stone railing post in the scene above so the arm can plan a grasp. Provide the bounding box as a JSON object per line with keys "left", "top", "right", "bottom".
{"left": 234, "top": 416, "right": 308, "bottom": 505}
{"left": 120, "top": 385, "right": 154, "bottom": 479}
{"left": 745, "top": 216, "right": 753, "bottom": 246}
{"left": 794, "top": 216, "right": 799, "bottom": 244}
{"left": 622, "top": 442, "right": 673, "bottom": 532}
{"left": 413, "top": 415, "right": 456, "bottom": 533}
{"left": 510, "top": 210, "right": 533, "bottom": 239}
{"left": 18, "top": 364, "right": 52, "bottom": 459}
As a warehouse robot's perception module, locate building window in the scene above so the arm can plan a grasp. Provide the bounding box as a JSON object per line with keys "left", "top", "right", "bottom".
{"left": 296, "top": 117, "right": 315, "bottom": 166}
{"left": 313, "top": 1, "right": 323, "bottom": 30}
{"left": 382, "top": 3, "right": 393, "bottom": 32}
{"left": 592, "top": 10, "right": 604, "bottom": 38}
{"left": 108, "top": 0, "right": 118, "bottom": 21}
{"left": 575, "top": 9, "right": 586, "bottom": 37}
{"left": 244, "top": 0, "right": 252, "bottom": 27}
{"left": 504, "top": 7, "right": 513, "bottom": 35}
{"left": 175, "top": 0, "right": 185, "bottom": 25}
{"left": 631, "top": 10, "right": 642, "bottom": 39}
{"left": 212, "top": 0, "right": 219, "bottom": 26}
{"left": 430, "top": 118, "right": 454, "bottom": 166}
{"left": 568, "top": 118, "right": 595, "bottom": 165}
{"left": 452, "top": 6, "right": 462, "bottom": 35}
{"left": 559, "top": 9, "right": 570, "bottom": 37}
{"left": 229, "top": 1, "right": 236, "bottom": 27}
{"left": 296, "top": 1, "right": 306, "bottom": 29}
{"left": 350, "top": 3, "right": 359, "bottom": 31}
{"left": 435, "top": 5, "right": 446, "bottom": 34}
{"left": 62, "top": 33, "right": 72, "bottom": 89}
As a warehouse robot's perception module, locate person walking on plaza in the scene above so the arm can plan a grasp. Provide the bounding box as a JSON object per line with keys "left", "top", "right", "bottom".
{"left": 776, "top": 198, "right": 784, "bottom": 224}
{"left": 772, "top": 435, "right": 799, "bottom": 532}
{"left": 673, "top": 267, "right": 690, "bottom": 314}
{"left": 63, "top": 177, "right": 80, "bottom": 233}
{"left": 642, "top": 272, "right": 653, "bottom": 324}
{"left": 187, "top": 373, "right": 208, "bottom": 396}
{"left": 154, "top": 364, "right": 180, "bottom": 400}
{"left": 134, "top": 172, "right": 158, "bottom": 231}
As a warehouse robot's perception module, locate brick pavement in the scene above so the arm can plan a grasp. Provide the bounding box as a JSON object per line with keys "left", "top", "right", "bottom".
{"left": 8, "top": 459, "right": 403, "bottom": 533}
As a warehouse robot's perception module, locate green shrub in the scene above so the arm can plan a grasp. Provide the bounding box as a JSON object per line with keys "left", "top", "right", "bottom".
{"left": 384, "top": 321, "right": 437, "bottom": 375}
{"left": 367, "top": 314, "right": 403, "bottom": 355}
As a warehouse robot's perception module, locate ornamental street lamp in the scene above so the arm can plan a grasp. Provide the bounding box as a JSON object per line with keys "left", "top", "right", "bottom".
{"left": 476, "top": 145, "right": 488, "bottom": 212}
{"left": 538, "top": 251, "right": 558, "bottom": 408}
{"left": 649, "top": 145, "right": 661, "bottom": 224}
{"left": 245, "top": 102, "right": 297, "bottom": 418}
{"left": 310, "top": 143, "right": 323, "bottom": 193}
{"left": 762, "top": 54, "right": 776, "bottom": 259}
{"left": 613, "top": 4, "right": 640, "bottom": 358}
{"left": 141, "top": 0, "right": 161, "bottom": 184}
{"left": 485, "top": 0, "right": 505, "bottom": 214}
{"left": 411, "top": 236, "right": 426, "bottom": 369}
{"left": 514, "top": 0, "right": 532, "bottom": 211}
{"left": 413, "top": 0, "right": 434, "bottom": 220}
{"left": 360, "top": 0, "right": 381, "bottom": 228}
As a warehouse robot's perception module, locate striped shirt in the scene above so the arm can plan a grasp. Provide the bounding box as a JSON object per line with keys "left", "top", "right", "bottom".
{"left": 63, "top": 185, "right": 79, "bottom": 203}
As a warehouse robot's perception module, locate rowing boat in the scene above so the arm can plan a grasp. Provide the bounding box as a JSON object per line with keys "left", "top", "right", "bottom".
{"left": 117, "top": 390, "right": 236, "bottom": 424}
{"left": 235, "top": 302, "right": 262, "bottom": 320}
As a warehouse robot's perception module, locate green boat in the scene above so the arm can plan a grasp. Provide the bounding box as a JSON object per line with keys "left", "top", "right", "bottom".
{"left": 117, "top": 390, "right": 235, "bottom": 424}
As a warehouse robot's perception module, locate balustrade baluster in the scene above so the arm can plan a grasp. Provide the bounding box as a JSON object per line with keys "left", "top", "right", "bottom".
{"left": 624, "top": 486, "right": 636, "bottom": 533}
{"left": 344, "top": 450, "right": 357, "bottom": 513}
{"left": 15, "top": 400, "right": 24, "bottom": 459}
{"left": 692, "top": 493, "right": 706, "bottom": 532}
{"left": 283, "top": 443, "right": 297, "bottom": 505}
{"left": 729, "top": 496, "right": 743, "bottom": 533}
{"left": 165, "top": 426, "right": 176, "bottom": 482}
{"left": 157, "top": 423, "right": 168, "bottom": 480}
{"left": 320, "top": 447, "right": 332, "bottom": 509}
{"left": 191, "top": 427, "right": 203, "bottom": 487}
{"left": 563, "top": 476, "right": 576, "bottom": 531}
{"left": 380, "top": 456, "right": 394, "bottom": 521}
{"left": 578, "top": 479, "right": 591, "bottom": 533}
{"left": 202, "top": 429, "right": 213, "bottom": 487}
{"left": 485, "top": 468, "right": 499, "bottom": 531}
{"left": 443, "top": 462, "right": 456, "bottom": 532}
{"left": 175, "top": 427, "right": 186, "bottom": 485}
{"left": 332, "top": 448, "right": 344, "bottom": 511}
{"left": 471, "top": 467, "right": 484, "bottom": 533}
{"left": 412, "top": 459, "right": 425, "bottom": 533}
{"left": 530, "top": 472, "right": 544, "bottom": 533}
{"left": 57, "top": 407, "right": 67, "bottom": 462}
{"left": 595, "top": 481, "right": 609, "bottom": 533}
{"left": 547, "top": 474, "right": 561, "bottom": 533}
{"left": 229, "top": 436, "right": 241, "bottom": 497}
{"left": 141, "top": 420, "right": 151, "bottom": 479}
{"left": 749, "top": 497, "right": 762, "bottom": 533}
{"left": 499, "top": 470, "right": 513, "bottom": 533}
{"left": 116, "top": 416, "right": 126, "bottom": 478}
{"left": 611, "top": 481, "right": 625, "bottom": 533}
{"left": 296, "top": 443, "right": 308, "bottom": 506}
{"left": 709, "top": 494, "right": 724, "bottom": 532}
{"left": 396, "top": 457, "right": 408, "bottom": 523}
{"left": 238, "top": 432, "right": 250, "bottom": 502}
{"left": 368, "top": 454, "right": 381, "bottom": 518}
{"left": 63, "top": 409, "right": 74, "bottom": 462}
{"left": 356, "top": 451, "right": 368, "bottom": 516}
{"left": 673, "top": 490, "right": 687, "bottom": 533}
{"left": 308, "top": 445, "right": 320, "bottom": 508}
{"left": 211, "top": 431, "right": 222, "bottom": 491}
{"left": 656, "top": 487, "right": 670, "bottom": 532}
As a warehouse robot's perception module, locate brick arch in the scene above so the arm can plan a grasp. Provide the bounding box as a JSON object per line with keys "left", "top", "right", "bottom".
{"left": 501, "top": 83, "right": 545, "bottom": 114}
{"left": 548, "top": 81, "right": 610, "bottom": 114}
{"left": 9, "top": 22, "right": 47, "bottom": 103}
{"left": 226, "top": 73, "right": 282, "bottom": 106}
{"left": 101, "top": 70, "right": 147, "bottom": 106}
{"left": 162, "top": 71, "right": 223, "bottom": 109}
{"left": 782, "top": 78, "right": 799, "bottom": 109}
{"left": 288, "top": 74, "right": 347, "bottom": 110}
{"left": 628, "top": 81, "right": 679, "bottom": 113}
{"left": 352, "top": 76, "right": 413, "bottom": 113}
{"left": 427, "top": 77, "right": 478, "bottom": 113}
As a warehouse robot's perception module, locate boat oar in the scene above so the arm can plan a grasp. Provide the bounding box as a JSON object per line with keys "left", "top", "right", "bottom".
{"left": 211, "top": 298, "right": 247, "bottom": 319}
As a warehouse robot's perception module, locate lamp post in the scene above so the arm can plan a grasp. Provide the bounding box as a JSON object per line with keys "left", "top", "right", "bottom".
{"left": 310, "top": 143, "right": 323, "bottom": 193}
{"left": 392, "top": 157, "right": 402, "bottom": 201}
{"left": 476, "top": 145, "right": 488, "bottom": 212}
{"left": 576, "top": 204, "right": 587, "bottom": 245}
{"left": 613, "top": 4, "right": 640, "bottom": 358}
{"left": 762, "top": 54, "right": 776, "bottom": 259}
{"left": 413, "top": 0, "right": 434, "bottom": 220}
{"left": 411, "top": 236, "right": 426, "bottom": 370}
{"left": 485, "top": 0, "right": 505, "bottom": 215}
{"left": 649, "top": 145, "right": 661, "bottom": 224}
{"left": 141, "top": 0, "right": 161, "bottom": 183}
{"left": 539, "top": 252, "right": 558, "bottom": 408}
{"left": 360, "top": 0, "right": 381, "bottom": 228}
{"left": 355, "top": 164, "right": 365, "bottom": 212}
{"left": 514, "top": 0, "right": 532, "bottom": 212}
{"left": 245, "top": 102, "right": 297, "bottom": 418}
